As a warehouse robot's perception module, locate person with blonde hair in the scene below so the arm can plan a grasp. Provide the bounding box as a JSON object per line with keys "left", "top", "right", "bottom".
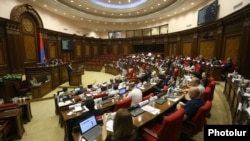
{"left": 102, "top": 108, "right": 139, "bottom": 141}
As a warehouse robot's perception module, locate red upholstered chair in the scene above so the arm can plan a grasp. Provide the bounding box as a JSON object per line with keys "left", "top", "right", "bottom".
{"left": 93, "top": 92, "right": 107, "bottom": 99}
{"left": 208, "top": 80, "right": 216, "bottom": 101}
{"left": 113, "top": 97, "right": 132, "bottom": 111}
{"left": 0, "top": 102, "right": 19, "bottom": 111}
{"left": 142, "top": 93, "right": 154, "bottom": 101}
{"left": 181, "top": 100, "right": 212, "bottom": 137}
{"left": 141, "top": 108, "right": 185, "bottom": 141}
{"left": 13, "top": 79, "right": 31, "bottom": 96}
{"left": 209, "top": 76, "right": 215, "bottom": 82}
{"left": 201, "top": 86, "right": 211, "bottom": 102}
{"left": 194, "top": 64, "right": 202, "bottom": 74}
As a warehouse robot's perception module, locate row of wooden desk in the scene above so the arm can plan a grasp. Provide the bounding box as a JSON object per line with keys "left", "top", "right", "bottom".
{"left": 71, "top": 93, "right": 184, "bottom": 141}
{"left": 56, "top": 79, "right": 164, "bottom": 141}
{"left": 0, "top": 100, "right": 32, "bottom": 140}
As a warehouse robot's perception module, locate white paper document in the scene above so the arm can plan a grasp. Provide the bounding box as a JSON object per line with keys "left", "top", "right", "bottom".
{"left": 106, "top": 120, "right": 114, "bottom": 132}
{"left": 141, "top": 105, "right": 160, "bottom": 115}
{"left": 58, "top": 100, "right": 73, "bottom": 107}
{"left": 167, "top": 97, "right": 179, "bottom": 102}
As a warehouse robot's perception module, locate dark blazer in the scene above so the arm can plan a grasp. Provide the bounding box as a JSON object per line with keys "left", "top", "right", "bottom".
{"left": 67, "top": 65, "right": 73, "bottom": 74}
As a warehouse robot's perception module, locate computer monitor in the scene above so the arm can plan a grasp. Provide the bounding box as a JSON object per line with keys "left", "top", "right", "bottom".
{"left": 74, "top": 87, "right": 80, "bottom": 93}
{"left": 118, "top": 87, "right": 126, "bottom": 95}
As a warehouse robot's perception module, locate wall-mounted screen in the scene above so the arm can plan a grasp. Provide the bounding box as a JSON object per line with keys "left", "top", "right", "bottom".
{"left": 197, "top": 0, "right": 219, "bottom": 26}
{"left": 61, "top": 39, "right": 74, "bottom": 51}
{"left": 108, "top": 31, "right": 121, "bottom": 39}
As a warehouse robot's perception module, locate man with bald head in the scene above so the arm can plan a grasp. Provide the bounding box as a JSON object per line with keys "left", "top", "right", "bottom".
{"left": 177, "top": 87, "right": 204, "bottom": 120}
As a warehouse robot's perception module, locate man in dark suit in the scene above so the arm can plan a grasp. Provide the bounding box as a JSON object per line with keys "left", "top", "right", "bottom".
{"left": 67, "top": 62, "right": 73, "bottom": 83}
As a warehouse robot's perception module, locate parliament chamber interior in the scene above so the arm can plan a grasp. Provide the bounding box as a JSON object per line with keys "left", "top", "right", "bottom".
{"left": 0, "top": 0, "right": 250, "bottom": 141}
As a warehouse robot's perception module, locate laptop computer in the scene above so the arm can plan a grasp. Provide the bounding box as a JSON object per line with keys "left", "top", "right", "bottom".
{"left": 129, "top": 105, "right": 145, "bottom": 117}
{"left": 79, "top": 115, "right": 102, "bottom": 141}
{"left": 87, "top": 84, "right": 97, "bottom": 91}
{"left": 118, "top": 87, "right": 126, "bottom": 95}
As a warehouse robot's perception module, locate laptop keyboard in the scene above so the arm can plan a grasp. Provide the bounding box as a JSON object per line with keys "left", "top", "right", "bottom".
{"left": 82, "top": 125, "right": 102, "bottom": 141}
{"left": 155, "top": 98, "right": 167, "bottom": 104}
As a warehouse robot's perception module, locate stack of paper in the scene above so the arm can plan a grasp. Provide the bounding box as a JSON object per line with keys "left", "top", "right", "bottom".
{"left": 141, "top": 105, "right": 160, "bottom": 115}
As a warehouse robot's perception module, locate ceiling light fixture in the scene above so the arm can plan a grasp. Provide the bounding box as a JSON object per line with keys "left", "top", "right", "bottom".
{"left": 90, "top": 0, "right": 147, "bottom": 9}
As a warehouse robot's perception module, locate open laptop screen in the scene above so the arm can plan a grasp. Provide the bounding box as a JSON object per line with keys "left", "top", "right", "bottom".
{"left": 79, "top": 115, "right": 97, "bottom": 134}
{"left": 118, "top": 87, "right": 126, "bottom": 95}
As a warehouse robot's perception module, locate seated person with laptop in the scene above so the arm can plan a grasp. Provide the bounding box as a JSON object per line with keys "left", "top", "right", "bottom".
{"left": 73, "top": 98, "right": 104, "bottom": 132}
{"left": 57, "top": 87, "right": 72, "bottom": 103}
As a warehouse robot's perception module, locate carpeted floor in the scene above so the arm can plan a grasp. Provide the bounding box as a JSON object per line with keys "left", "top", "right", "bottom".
{"left": 15, "top": 71, "right": 231, "bottom": 141}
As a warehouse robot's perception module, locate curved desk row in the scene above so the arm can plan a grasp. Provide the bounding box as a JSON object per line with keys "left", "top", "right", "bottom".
{"left": 71, "top": 93, "right": 184, "bottom": 141}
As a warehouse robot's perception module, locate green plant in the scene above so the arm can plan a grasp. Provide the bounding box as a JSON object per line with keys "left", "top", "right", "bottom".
{"left": 0, "top": 74, "right": 22, "bottom": 82}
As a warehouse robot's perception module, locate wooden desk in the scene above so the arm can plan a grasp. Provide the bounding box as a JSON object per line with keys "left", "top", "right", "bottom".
{"left": 105, "top": 66, "right": 121, "bottom": 75}
{"left": 69, "top": 71, "right": 82, "bottom": 86}
{"left": 25, "top": 64, "right": 68, "bottom": 89}
{"left": 59, "top": 80, "right": 162, "bottom": 141}
{"left": 0, "top": 120, "right": 8, "bottom": 141}
{"left": 31, "top": 80, "right": 52, "bottom": 99}
{"left": 18, "top": 100, "right": 32, "bottom": 123}
{"left": 71, "top": 94, "right": 184, "bottom": 141}
{"left": 0, "top": 108, "right": 25, "bottom": 140}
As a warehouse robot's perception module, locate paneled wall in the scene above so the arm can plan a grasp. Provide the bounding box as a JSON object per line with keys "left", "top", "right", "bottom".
{"left": 0, "top": 4, "right": 249, "bottom": 79}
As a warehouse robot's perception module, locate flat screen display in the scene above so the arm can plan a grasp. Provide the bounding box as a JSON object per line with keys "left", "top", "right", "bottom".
{"left": 62, "top": 39, "right": 74, "bottom": 51}
{"left": 108, "top": 31, "right": 121, "bottom": 39}
{"left": 118, "top": 87, "right": 126, "bottom": 95}
{"left": 197, "top": 0, "right": 218, "bottom": 26}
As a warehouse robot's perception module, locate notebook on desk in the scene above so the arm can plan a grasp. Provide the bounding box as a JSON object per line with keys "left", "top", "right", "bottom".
{"left": 79, "top": 115, "right": 102, "bottom": 141}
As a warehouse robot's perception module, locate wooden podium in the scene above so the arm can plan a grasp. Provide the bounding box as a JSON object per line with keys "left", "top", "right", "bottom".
{"left": 69, "top": 70, "right": 82, "bottom": 86}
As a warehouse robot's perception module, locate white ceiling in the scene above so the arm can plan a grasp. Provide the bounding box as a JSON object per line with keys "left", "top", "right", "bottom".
{"left": 23, "top": 0, "right": 209, "bottom": 32}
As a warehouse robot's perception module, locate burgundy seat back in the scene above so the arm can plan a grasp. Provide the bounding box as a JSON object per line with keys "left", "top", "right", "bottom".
{"left": 142, "top": 93, "right": 154, "bottom": 101}
{"left": 113, "top": 97, "right": 132, "bottom": 111}
{"left": 93, "top": 92, "right": 107, "bottom": 99}
{"left": 182, "top": 100, "right": 212, "bottom": 136}
{"left": 208, "top": 80, "right": 216, "bottom": 101}
{"left": 157, "top": 108, "right": 185, "bottom": 141}
{"left": 202, "top": 86, "right": 211, "bottom": 102}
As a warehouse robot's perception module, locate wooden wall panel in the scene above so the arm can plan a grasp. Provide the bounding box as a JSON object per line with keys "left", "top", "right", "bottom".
{"left": 199, "top": 40, "right": 215, "bottom": 59}
{"left": 76, "top": 44, "right": 81, "bottom": 57}
{"left": 112, "top": 45, "right": 119, "bottom": 54}
{"left": 182, "top": 42, "right": 192, "bottom": 57}
{"left": 23, "top": 35, "right": 36, "bottom": 60}
{"left": 0, "top": 41, "right": 4, "bottom": 64}
{"left": 93, "top": 45, "right": 98, "bottom": 56}
{"left": 85, "top": 45, "right": 90, "bottom": 56}
{"left": 48, "top": 42, "right": 56, "bottom": 59}
{"left": 224, "top": 37, "right": 240, "bottom": 63}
